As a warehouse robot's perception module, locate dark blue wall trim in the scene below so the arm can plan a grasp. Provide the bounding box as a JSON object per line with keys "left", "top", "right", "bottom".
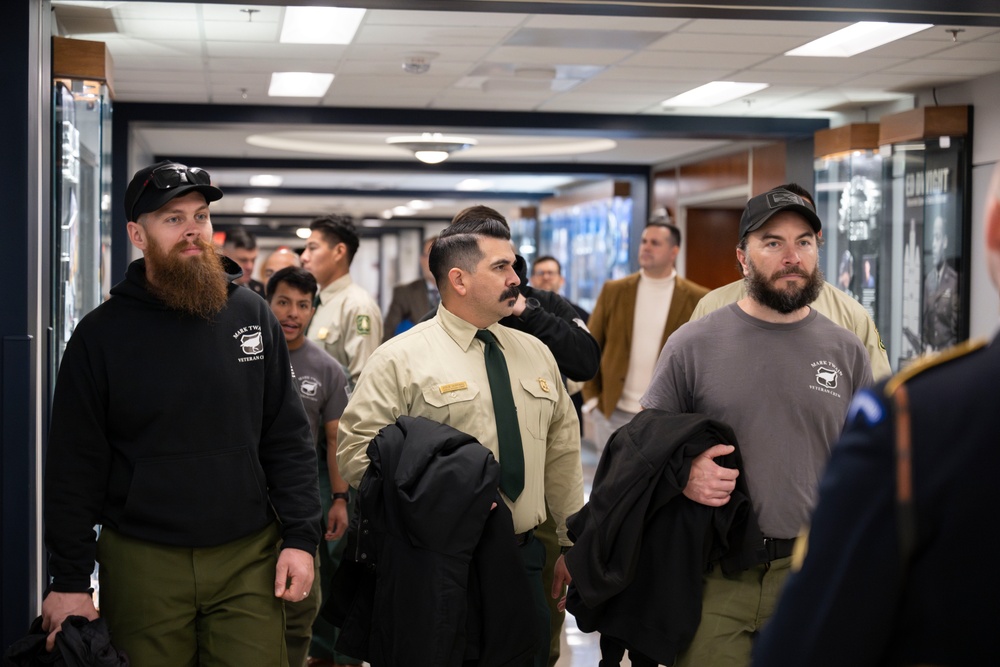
{"left": 155, "top": 155, "right": 651, "bottom": 177}
{"left": 119, "top": 102, "right": 827, "bottom": 141}
{"left": 218, "top": 187, "right": 553, "bottom": 199}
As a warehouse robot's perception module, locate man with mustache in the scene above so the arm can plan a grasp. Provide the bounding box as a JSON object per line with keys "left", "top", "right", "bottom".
{"left": 41, "top": 161, "right": 321, "bottom": 665}
{"left": 637, "top": 187, "right": 873, "bottom": 667}
{"left": 337, "top": 205, "right": 584, "bottom": 667}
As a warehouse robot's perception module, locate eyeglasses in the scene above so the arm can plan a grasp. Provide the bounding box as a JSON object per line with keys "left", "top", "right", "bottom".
{"left": 130, "top": 164, "right": 212, "bottom": 220}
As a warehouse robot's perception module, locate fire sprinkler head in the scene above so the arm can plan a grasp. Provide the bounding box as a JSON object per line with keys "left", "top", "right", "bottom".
{"left": 402, "top": 52, "right": 439, "bottom": 75}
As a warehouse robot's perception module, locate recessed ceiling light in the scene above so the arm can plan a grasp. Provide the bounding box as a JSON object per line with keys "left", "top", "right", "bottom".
{"left": 295, "top": 227, "right": 312, "bottom": 239}
{"left": 249, "top": 174, "right": 283, "bottom": 187}
{"left": 786, "top": 22, "right": 933, "bottom": 58}
{"left": 407, "top": 200, "right": 434, "bottom": 210}
{"left": 392, "top": 206, "right": 416, "bottom": 216}
{"left": 661, "top": 82, "right": 769, "bottom": 108}
{"left": 268, "top": 72, "right": 334, "bottom": 98}
{"left": 280, "top": 7, "right": 366, "bottom": 45}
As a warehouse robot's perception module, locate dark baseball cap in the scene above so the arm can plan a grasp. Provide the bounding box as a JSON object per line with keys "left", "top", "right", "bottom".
{"left": 739, "top": 187, "right": 822, "bottom": 241}
{"left": 124, "top": 161, "right": 223, "bottom": 222}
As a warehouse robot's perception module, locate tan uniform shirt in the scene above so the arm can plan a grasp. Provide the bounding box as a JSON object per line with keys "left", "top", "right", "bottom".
{"left": 337, "top": 304, "right": 584, "bottom": 544}
{"left": 690, "top": 279, "right": 892, "bottom": 380}
{"left": 307, "top": 274, "right": 383, "bottom": 387}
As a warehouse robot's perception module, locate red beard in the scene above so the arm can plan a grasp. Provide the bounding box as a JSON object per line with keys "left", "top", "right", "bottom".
{"left": 144, "top": 235, "right": 229, "bottom": 319}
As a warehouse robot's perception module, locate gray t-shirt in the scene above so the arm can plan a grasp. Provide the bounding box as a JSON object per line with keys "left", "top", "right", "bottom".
{"left": 289, "top": 338, "right": 349, "bottom": 456}
{"left": 640, "top": 303, "right": 873, "bottom": 538}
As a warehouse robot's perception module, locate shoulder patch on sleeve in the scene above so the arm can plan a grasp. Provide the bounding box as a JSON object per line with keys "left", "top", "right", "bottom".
{"left": 846, "top": 388, "right": 885, "bottom": 427}
{"left": 356, "top": 314, "right": 372, "bottom": 335}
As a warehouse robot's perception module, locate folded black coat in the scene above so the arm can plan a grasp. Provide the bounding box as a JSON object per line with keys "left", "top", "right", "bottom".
{"left": 565, "top": 410, "right": 767, "bottom": 666}
{"left": 324, "top": 416, "right": 537, "bottom": 667}
{"left": 3, "top": 615, "right": 129, "bottom": 667}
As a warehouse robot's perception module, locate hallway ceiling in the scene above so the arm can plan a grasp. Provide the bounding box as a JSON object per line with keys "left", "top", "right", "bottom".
{"left": 52, "top": 0, "right": 1000, "bottom": 231}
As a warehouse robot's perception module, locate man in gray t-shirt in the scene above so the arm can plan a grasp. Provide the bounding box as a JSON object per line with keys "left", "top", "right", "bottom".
{"left": 640, "top": 187, "right": 873, "bottom": 667}
{"left": 268, "top": 266, "right": 354, "bottom": 667}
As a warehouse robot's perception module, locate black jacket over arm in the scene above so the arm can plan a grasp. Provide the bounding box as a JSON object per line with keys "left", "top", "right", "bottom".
{"left": 565, "top": 410, "right": 766, "bottom": 666}
{"left": 326, "top": 416, "right": 536, "bottom": 667}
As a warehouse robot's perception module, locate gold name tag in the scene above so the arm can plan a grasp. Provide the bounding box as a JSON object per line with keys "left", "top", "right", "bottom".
{"left": 439, "top": 381, "right": 468, "bottom": 393}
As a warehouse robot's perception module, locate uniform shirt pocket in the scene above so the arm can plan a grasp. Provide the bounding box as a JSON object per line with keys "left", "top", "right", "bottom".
{"left": 421, "top": 381, "right": 482, "bottom": 426}
{"left": 518, "top": 377, "right": 558, "bottom": 440}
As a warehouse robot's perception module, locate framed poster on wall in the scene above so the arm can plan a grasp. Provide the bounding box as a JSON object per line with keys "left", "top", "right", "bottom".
{"left": 886, "top": 137, "right": 969, "bottom": 364}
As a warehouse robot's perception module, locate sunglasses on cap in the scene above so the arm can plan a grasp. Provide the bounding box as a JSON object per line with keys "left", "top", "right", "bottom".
{"left": 129, "top": 164, "right": 213, "bottom": 221}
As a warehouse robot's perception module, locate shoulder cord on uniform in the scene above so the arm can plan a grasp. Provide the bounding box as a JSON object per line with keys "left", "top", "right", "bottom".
{"left": 892, "top": 383, "right": 916, "bottom": 571}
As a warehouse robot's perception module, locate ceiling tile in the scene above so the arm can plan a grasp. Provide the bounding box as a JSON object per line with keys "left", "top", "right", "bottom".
{"left": 115, "top": 18, "right": 203, "bottom": 40}
{"left": 525, "top": 14, "right": 689, "bottom": 31}
{"left": 363, "top": 9, "right": 527, "bottom": 27}
{"left": 202, "top": 21, "right": 279, "bottom": 42}
{"left": 488, "top": 46, "right": 629, "bottom": 66}
{"left": 504, "top": 27, "right": 667, "bottom": 50}
{"left": 679, "top": 18, "right": 850, "bottom": 36}
{"left": 353, "top": 24, "right": 513, "bottom": 47}
{"left": 622, "top": 49, "right": 771, "bottom": 70}
{"left": 885, "top": 58, "right": 1000, "bottom": 76}
{"left": 647, "top": 31, "right": 805, "bottom": 54}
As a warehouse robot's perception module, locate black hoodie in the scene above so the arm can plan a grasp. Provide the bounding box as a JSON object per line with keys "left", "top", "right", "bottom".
{"left": 44, "top": 257, "right": 321, "bottom": 592}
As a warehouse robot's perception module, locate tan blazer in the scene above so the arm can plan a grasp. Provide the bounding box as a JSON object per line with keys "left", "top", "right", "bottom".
{"left": 584, "top": 272, "right": 709, "bottom": 417}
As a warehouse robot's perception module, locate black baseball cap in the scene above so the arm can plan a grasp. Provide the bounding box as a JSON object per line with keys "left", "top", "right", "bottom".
{"left": 739, "top": 187, "right": 822, "bottom": 241}
{"left": 124, "top": 161, "right": 224, "bottom": 222}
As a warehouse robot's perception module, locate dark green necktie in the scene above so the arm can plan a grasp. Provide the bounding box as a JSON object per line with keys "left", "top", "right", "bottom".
{"left": 474, "top": 329, "right": 525, "bottom": 501}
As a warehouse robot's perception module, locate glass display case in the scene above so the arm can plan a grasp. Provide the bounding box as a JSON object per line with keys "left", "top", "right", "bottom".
{"left": 539, "top": 195, "right": 632, "bottom": 314}
{"left": 814, "top": 146, "right": 884, "bottom": 324}
{"left": 51, "top": 39, "right": 113, "bottom": 369}
{"left": 881, "top": 137, "right": 970, "bottom": 366}
{"left": 52, "top": 38, "right": 114, "bottom": 605}
{"left": 814, "top": 109, "right": 971, "bottom": 372}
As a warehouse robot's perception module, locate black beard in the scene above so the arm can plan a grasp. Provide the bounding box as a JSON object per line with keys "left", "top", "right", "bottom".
{"left": 145, "top": 236, "right": 230, "bottom": 320}
{"left": 745, "top": 259, "right": 824, "bottom": 314}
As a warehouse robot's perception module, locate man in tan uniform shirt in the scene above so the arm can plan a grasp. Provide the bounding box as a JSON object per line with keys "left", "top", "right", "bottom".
{"left": 301, "top": 214, "right": 383, "bottom": 388}
{"left": 338, "top": 207, "right": 584, "bottom": 667}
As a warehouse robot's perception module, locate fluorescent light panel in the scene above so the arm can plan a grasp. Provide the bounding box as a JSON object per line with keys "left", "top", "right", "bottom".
{"left": 268, "top": 72, "right": 334, "bottom": 98}
{"left": 249, "top": 174, "right": 283, "bottom": 187}
{"left": 280, "top": 6, "right": 366, "bottom": 45}
{"left": 662, "top": 81, "right": 768, "bottom": 108}
{"left": 786, "top": 22, "right": 933, "bottom": 58}
{"left": 243, "top": 197, "right": 271, "bottom": 214}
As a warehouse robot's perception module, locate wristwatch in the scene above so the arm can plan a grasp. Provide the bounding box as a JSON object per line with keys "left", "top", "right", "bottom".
{"left": 331, "top": 491, "right": 350, "bottom": 503}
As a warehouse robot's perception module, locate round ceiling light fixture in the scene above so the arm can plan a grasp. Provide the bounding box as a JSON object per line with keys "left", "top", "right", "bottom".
{"left": 386, "top": 132, "right": 478, "bottom": 164}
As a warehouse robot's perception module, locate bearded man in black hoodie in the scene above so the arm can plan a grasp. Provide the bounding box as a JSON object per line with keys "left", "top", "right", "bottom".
{"left": 41, "top": 161, "right": 321, "bottom": 666}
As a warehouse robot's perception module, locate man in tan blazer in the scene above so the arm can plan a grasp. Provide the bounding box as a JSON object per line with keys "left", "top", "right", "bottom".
{"left": 383, "top": 236, "right": 438, "bottom": 341}
{"left": 584, "top": 220, "right": 709, "bottom": 449}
